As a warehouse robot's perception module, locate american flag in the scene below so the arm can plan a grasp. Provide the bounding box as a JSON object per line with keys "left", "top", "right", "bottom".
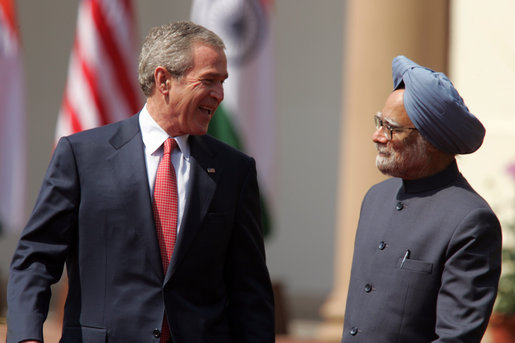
{"left": 55, "top": 0, "right": 141, "bottom": 140}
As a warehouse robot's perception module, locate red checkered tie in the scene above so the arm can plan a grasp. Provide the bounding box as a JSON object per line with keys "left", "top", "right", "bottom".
{"left": 152, "top": 137, "right": 178, "bottom": 343}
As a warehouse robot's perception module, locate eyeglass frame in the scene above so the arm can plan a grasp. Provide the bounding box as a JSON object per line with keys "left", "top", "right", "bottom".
{"left": 374, "top": 113, "right": 417, "bottom": 140}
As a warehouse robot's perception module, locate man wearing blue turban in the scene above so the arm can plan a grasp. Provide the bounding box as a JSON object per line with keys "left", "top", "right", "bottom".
{"left": 341, "top": 56, "right": 502, "bottom": 342}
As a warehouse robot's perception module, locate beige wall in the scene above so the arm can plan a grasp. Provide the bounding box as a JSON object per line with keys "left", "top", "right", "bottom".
{"left": 450, "top": 0, "right": 515, "bottom": 226}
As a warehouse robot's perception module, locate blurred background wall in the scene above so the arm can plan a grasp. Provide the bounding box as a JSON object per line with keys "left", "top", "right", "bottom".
{"left": 1, "top": 0, "right": 514, "bottom": 341}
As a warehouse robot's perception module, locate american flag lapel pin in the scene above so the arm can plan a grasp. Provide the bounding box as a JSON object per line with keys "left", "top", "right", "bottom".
{"left": 207, "top": 167, "right": 216, "bottom": 174}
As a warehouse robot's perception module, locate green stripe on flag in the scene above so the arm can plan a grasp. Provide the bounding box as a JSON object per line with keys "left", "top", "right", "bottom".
{"left": 208, "top": 106, "right": 272, "bottom": 238}
{"left": 208, "top": 105, "right": 242, "bottom": 149}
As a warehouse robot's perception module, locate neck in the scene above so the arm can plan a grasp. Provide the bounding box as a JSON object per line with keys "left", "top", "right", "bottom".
{"left": 146, "top": 97, "right": 180, "bottom": 137}
{"left": 403, "top": 152, "right": 455, "bottom": 180}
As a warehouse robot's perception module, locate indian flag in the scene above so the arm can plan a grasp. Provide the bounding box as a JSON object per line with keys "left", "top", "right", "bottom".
{"left": 191, "top": 0, "right": 276, "bottom": 237}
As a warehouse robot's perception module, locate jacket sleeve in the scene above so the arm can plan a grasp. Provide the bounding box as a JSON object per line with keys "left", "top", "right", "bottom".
{"left": 225, "top": 158, "right": 275, "bottom": 342}
{"left": 7, "top": 137, "right": 79, "bottom": 343}
{"left": 434, "top": 207, "right": 502, "bottom": 342}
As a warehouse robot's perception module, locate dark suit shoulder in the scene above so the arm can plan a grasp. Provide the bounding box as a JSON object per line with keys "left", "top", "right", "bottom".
{"left": 63, "top": 114, "right": 139, "bottom": 145}
{"left": 365, "top": 173, "right": 494, "bottom": 213}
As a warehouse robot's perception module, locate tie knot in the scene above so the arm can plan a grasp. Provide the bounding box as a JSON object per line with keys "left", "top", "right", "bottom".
{"left": 163, "top": 138, "right": 175, "bottom": 155}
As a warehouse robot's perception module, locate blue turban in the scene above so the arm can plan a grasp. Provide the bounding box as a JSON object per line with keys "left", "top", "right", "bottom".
{"left": 392, "top": 55, "right": 485, "bottom": 154}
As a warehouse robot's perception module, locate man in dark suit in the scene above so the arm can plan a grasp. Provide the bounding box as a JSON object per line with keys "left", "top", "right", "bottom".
{"left": 341, "top": 56, "right": 502, "bottom": 342}
{"left": 7, "top": 21, "right": 274, "bottom": 343}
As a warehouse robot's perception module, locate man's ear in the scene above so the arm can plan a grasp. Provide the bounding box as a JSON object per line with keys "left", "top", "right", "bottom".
{"left": 154, "top": 66, "right": 170, "bottom": 94}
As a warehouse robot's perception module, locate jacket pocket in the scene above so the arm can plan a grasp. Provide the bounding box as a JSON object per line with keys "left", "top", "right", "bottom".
{"left": 398, "top": 258, "right": 433, "bottom": 274}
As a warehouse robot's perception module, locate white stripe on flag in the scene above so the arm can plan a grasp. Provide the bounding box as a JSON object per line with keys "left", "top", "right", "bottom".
{"left": 191, "top": 0, "right": 277, "bottom": 213}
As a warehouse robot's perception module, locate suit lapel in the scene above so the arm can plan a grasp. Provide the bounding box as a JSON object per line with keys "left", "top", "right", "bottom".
{"left": 107, "top": 115, "right": 163, "bottom": 279}
{"left": 165, "top": 135, "right": 217, "bottom": 283}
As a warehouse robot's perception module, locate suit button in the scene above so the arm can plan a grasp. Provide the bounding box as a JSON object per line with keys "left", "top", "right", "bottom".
{"left": 350, "top": 327, "right": 358, "bottom": 336}
{"left": 153, "top": 329, "right": 161, "bottom": 338}
{"left": 378, "top": 241, "right": 386, "bottom": 250}
{"left": 396, "top": 202, "right": 404, "bottom": 210}
{"left": 364, "top": 284, "right": 372, "bottom": 293}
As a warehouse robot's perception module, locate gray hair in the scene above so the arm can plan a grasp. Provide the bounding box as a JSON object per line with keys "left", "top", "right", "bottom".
{"left": 138, "top": 21, "right": 225, "bottom": 97}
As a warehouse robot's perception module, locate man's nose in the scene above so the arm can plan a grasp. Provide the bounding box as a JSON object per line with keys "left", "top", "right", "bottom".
{"left": 211, "top": 84, "right": 224, "bottom": 102}
{"left": 372, "top": 127, "right": 388, "bottom": 144}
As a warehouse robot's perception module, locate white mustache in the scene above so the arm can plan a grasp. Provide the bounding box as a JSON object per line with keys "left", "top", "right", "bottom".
{"left": 375, "top": 144, "right": 389, "bottom": 154}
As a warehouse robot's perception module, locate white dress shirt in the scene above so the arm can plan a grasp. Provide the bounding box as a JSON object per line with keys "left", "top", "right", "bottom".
{"left": 139, "top": 105, "right": 191, "bottom": 234}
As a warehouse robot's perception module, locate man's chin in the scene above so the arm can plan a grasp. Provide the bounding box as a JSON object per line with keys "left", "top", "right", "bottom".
{"left": 193, "top": 127, "right": 209, "bottom": 136}
{"left": 376, "top": 155, "right": 389, "bottom": 166}
{"left": 187, "top": 122, "right": 211, "bottom": 136}
{"left": 376, "top": 157, "right": 395, "bottom": 176}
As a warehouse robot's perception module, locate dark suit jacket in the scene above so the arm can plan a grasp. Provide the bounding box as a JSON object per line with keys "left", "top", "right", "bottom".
{"left": 341, "top": 161, "right": 502, "bottom": 343}
{"left": 7, "top": 114, "right": 274, "bottom": 343}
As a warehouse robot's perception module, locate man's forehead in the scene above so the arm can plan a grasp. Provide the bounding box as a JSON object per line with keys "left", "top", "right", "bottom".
{"left": 188, "top": 44, "right": 228, "bottom": 77}
{"left": 382, "top": 91, "right": 412, "bottom": 126}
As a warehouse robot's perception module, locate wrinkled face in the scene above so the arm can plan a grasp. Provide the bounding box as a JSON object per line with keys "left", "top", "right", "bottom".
{"left": 372, "top": 89, "right": 431, "bottom": 179}
{"left": 168, "top": 43, "right": 228, "bottom": 136}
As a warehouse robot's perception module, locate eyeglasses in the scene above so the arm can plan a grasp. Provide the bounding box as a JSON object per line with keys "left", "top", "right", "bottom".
{"left": 374, "top": 113, "right": 417, "bottom": 140}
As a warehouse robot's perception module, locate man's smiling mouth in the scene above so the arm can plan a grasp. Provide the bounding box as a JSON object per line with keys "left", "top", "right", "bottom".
{"left": 199, "top": 106, "right": 214, "bottom": 115}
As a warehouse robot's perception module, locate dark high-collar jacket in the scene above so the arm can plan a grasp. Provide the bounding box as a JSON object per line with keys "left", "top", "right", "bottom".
{"left": 342, "top": 161, "right": 502, "bottom": 343}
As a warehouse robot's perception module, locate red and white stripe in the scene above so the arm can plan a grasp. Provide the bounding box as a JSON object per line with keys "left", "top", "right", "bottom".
{"left": 56, "top": 0, "right": 141, "bottom": 140}
{"left": 0, "top": 0, "right": 26, "bottom": 233}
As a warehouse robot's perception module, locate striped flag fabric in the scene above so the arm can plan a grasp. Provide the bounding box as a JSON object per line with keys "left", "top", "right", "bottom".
{"left": 191, "top": 0, "right": 276, "bottom": 236}
{"left": 0, "top": 0, "right": 26, "bottom": 234}
{"left": 55, "top": 0, "right": 141, "bottom": 141}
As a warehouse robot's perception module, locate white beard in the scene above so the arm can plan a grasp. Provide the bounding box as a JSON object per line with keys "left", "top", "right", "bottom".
{"left": 375, "top": 134, "right": 431, "bottom": 179}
